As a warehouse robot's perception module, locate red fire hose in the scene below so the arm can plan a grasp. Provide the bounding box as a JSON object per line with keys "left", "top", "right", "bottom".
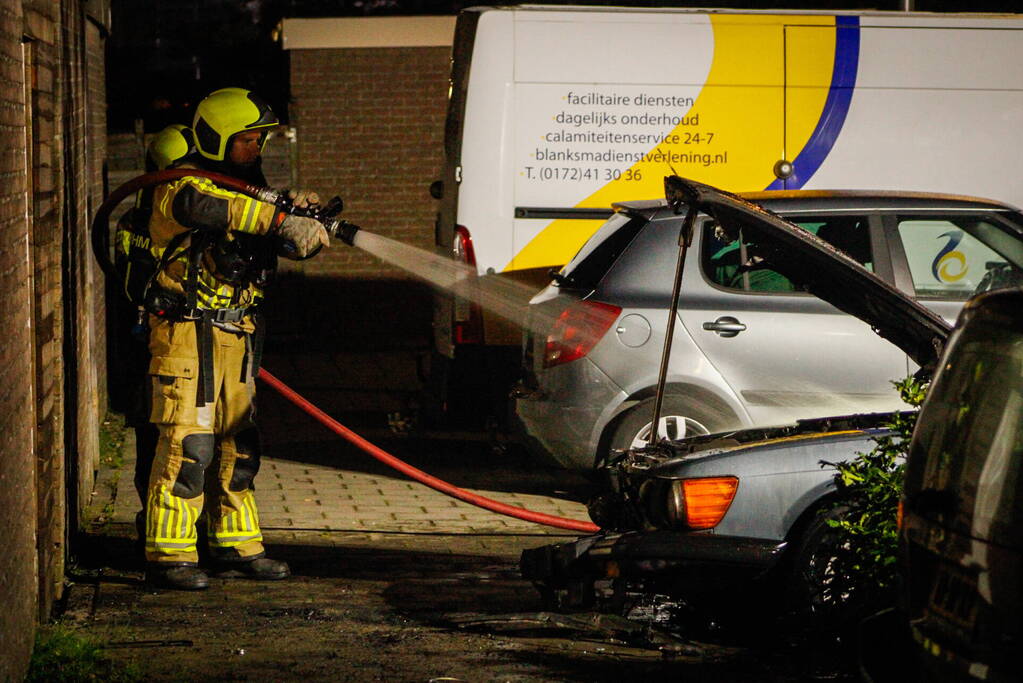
{"left": 259, "top": 368, "right": 599, "bottom": 533}
{"left": 92, "top": 170, "right": 600, "bottom": 534}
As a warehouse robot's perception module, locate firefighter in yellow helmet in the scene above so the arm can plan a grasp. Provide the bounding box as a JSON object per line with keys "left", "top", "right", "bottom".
{"left": 113, "top": 124, "right": 196, "bottom": 534}
{"left": 147, "top": 123, "right": 194, "bottom": 172}
{"left": 143, "top": 88, "right": 327, "bottom": 590}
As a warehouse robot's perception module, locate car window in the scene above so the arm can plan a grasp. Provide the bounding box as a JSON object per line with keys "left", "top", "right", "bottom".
{"left": 702, "top": 215, "right": 873, "bottom": 293}
{"left": 907, "top": 320, "right": 1023, "bottom": 544}
{"left": 896, "top": 217, "right": 1008, "bottom": 299}
{"left": 559, "top": 212, "right": 647, "bottom": 290}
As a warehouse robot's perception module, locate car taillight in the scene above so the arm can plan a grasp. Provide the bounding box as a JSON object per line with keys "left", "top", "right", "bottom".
{"left": 668, "top": 477, "right": 739, "bottom": 530}
{"left": 453, "top": 224, "right": 477, "bottom": 267}
{"left": 453, "top": 225, "right": 483, "bottom": 345}
{"left": 543, "top": 300, "right": 621, "bottom": 368}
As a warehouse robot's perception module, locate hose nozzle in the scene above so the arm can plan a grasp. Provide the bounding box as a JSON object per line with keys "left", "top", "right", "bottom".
{"left": 330, "top": 219, "right": 360, "bottom": 247}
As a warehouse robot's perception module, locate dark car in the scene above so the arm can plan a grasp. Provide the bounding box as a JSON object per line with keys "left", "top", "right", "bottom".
{"left": 520, "top": 178, "right": 1023, "bottom": 635}
{"left": 899, "top": 288, "right": 1023, "bottom": 682}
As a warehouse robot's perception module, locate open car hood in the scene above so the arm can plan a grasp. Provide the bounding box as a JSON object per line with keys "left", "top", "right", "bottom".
{"left": 665, "top": 176, "right": 951, "bottom": 372}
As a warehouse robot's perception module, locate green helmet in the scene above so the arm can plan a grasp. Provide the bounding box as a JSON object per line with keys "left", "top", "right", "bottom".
{"left": 192, "top": 88, "right": 278, "bottom": 162}
{"left": 147, "top": 124, "right": 194, "bottom": 170}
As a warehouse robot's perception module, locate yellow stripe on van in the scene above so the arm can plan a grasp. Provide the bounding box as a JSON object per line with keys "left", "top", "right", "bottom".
{"left": 506, "top": 14, "right": 837, "bottom": 272}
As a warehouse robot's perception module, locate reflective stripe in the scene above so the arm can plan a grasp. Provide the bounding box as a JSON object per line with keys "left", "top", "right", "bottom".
{"left": 116, "top": 229, "right": 133, "bottom": 256}
{"left": 181, "top": 495, "right": 197, "bottom": 540}
{"left": 223, "top": 506, "right": 235, "bottom": 536}
{"left": 195, "top": 271, "right": 262, "bottom": 310}
{"left": 240, "top": 494, "right": 253, "bottom": 533}
{"left": 208, "top": 533, "right": 263, "bottom": 549}
{"left": 240, "top": 196, "right": 259, "bottom": 233}
{"left": 146, "top": 485, "right": 200, "bottom": 555}
{"left": 157, "top": 185, "right": 173, "bottom": 217}
{"left": 159, "top": 489, "right": 173, "bottom": 541}
{"left": 173, "top": 493, "right": 184, "bottom": 539}
{"left": 246, "top": 492, "right": 260, "bottom": 530}
{"left": 178, "top": 175, "right": 237, "bottom": 200}
{"left": 147, "top": 539, "right": 196, "bottom": 549}
{"left": 209, "top": 491, "right": 263, "bottom": 548}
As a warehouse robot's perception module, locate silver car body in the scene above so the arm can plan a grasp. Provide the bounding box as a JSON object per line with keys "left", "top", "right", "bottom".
{"left": 516, "top": 191, "right": 1023, "bottom": 469}
{"left": 519, "top": 179, "right": 1023, "bottom": 617}
{"left": 660, "top": 426, "right": 876, "bottom": 539}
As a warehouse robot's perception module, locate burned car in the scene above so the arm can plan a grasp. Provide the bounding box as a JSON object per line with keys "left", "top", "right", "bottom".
{"left": 521, "top": 177, "right": 1023, "bottom": 631}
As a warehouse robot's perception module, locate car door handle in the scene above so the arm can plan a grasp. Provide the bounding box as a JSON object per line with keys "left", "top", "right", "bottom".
{"left": 702, "top": 316, "right": 747, "bottom": 337}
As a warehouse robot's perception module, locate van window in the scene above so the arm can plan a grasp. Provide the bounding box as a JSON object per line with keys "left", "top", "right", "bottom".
{"left": 908, "top": 320, "right": 1023, "bottom": 544}
{"left": 703, "top": 215, "right": 873, "bottom": 292}
{"left": 896, "top": 217, "right": 1006, "bottom": 299}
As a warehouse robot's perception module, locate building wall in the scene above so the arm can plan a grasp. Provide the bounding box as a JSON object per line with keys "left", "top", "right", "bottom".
{"left": 86, "top": 3, "right": 107, "bottom": 420}
{"left": 0, "top": 1, "right": 107, "bottom": 679}
{"left": 290, "top": 46, "right": 449, "bottom": 278}
{"left": 0, "top": 3, "right": 39, "bottom": 679}
{"left": 60, "top": 0, "right": 104, "bottom": 533}
{"left": 26, "top": 0, "right": 66, "bottom": 632}
{"left": 278, "top": 45, "right": 448, "bottom": 348}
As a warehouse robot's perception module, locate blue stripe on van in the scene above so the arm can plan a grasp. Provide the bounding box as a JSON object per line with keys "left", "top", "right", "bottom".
{"left": 767, "top": 15, "right": 860, "bottom": 191}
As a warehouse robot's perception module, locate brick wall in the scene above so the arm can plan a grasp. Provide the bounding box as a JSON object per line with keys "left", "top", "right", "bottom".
{"left": 291, "top": 46, "right": 448, "bottom": 277}
{"left": 26, "top": 0, "right": 67, "bottom": 625}
{"left": 60, "top": 0, "right": 103, "bottom": 533}
{"left": 31, "top": 0, "right": 69, "bottom": 625}
{"left": 0, "top": 3, "right": 37, "bottom": 679}
{"left": 0, "top": 1, "right": 107, "bottom": 678}
{"left": 280, "top": 46, "right": 448, "bottom": 348}
{"left": 87, "top": 5, "right": 108, "bottom": 459}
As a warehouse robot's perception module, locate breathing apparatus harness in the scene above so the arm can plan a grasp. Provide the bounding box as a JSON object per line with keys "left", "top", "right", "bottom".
{"left": 94, "top": 169, "right": 359, "bottom": 320}
{"left": 93, "top": 169, "right": 360, "bottom": 405}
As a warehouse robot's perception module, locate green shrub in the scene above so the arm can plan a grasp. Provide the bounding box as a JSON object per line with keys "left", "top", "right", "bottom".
{"left": 826, "top": 377, "right": 927, "bottom": 594}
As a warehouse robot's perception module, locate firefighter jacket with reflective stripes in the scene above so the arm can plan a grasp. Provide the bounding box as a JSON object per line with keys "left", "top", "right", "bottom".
{"left": 149, "top": 164, "right": 278, "bottom": 317}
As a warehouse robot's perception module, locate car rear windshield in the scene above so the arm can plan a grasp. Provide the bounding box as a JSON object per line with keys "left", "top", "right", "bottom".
{"left": 908, "top": 317, "right": 1023, "bottom": 546}
{"left": 557, "top": 212, "right": 647, "bottom": 290}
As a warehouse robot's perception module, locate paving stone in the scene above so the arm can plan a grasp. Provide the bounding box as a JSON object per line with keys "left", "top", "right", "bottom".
{"left": 105, "top": 410, "right": 592, "bottom": 539}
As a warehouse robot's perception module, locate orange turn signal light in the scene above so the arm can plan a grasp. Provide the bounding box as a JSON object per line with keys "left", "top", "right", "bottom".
{"left": 897, "top": 498, "right": 904, "bottom": 531}
{"left": 681, "top": 477, "right": 739, "bottom": 530}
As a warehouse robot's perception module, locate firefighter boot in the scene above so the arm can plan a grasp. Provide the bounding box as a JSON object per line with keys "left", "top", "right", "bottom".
{"left": 213, "top": 556, "right": 290, "bottom": 580}
{"left": 146, "top": 562, "right": 210, "bottom": 590}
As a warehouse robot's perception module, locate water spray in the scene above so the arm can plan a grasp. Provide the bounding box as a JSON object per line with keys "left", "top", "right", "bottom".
{"left": 91, "top": 170, "right": 600, "bottom": 534}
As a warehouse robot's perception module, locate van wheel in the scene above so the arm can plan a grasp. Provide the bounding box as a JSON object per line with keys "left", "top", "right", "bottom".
{"left": 604, "top": 397, "right": 722, "bottom": 464}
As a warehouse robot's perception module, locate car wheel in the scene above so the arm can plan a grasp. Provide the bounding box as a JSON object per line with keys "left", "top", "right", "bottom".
{"left": 606, "top": 396, "right": 723, "bottom": 460}
{"left": 786, "top": 505, "right": 856, "bottom": 629}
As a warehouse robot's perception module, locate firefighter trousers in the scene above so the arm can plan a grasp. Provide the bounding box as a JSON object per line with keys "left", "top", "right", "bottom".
{"left": 144, "top": 315, "right": 265, "bottom": 565}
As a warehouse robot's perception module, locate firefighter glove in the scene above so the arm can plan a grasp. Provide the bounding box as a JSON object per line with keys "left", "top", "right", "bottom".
{"left": 278, "top": 214, "right": 329, "bottom": 258}
{"left": 287, "top": 188, "right": 320, "bottom": 209}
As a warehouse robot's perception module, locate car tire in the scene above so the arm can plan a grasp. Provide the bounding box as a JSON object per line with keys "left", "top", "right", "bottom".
{"left": 604, "top": 396, "right": 726, "bottom": 465}
{"left": 785, "top": 505, "right": 857, "bottom": 630}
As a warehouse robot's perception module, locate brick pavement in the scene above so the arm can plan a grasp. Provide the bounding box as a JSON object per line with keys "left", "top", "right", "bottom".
{"left": 102, "top": 425, "right": 591, "bottom": 553}
{"left": 94, "top": 348, "right": 593, "bottom": 557}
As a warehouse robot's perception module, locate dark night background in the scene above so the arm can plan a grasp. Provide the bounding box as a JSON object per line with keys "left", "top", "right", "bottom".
{"left": 107, "top": 0, "right": 1021, "bottom": 134}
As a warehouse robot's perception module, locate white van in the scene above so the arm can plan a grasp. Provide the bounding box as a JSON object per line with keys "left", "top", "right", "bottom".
{"left": 431, "top": 5, "right": 1023, "bottom": 424}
